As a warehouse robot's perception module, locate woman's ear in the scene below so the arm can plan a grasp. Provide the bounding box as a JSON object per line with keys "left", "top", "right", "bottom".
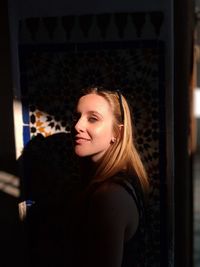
{"left": 112, "top": 125, "right": 124, "bottom": 142}
{"left": 118, "top": 124, "right": 124, "bottom": 139}
{"left": 111, "top": 124, "right": 124, "bottom": 144}
{"left": 111, "top": 137, "right": 116, "bottom": 143}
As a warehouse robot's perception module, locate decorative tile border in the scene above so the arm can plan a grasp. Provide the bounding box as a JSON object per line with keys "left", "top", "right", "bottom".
{"left": 19, "top": 12, "right": 164, "bottom": 44}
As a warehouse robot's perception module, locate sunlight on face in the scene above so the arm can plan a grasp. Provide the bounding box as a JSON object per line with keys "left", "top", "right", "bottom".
{"left": 73, "top": 94, "right": 115, "bottom": 162}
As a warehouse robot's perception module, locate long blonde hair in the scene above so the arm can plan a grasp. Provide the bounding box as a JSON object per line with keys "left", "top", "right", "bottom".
{"left": 78, "top": 87, "right": 149, "bottom": 193}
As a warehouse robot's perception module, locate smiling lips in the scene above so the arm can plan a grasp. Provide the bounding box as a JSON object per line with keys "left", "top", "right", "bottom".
{"left": 75, "top": 136, "right": 91, "bottom": 144}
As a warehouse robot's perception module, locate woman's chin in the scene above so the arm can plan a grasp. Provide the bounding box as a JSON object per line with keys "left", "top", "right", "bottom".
{"left": 74, "top": 148, "right": 88, "bottom": 157}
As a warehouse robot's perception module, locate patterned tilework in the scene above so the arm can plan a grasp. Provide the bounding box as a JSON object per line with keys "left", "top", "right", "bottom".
{"left": 19, "top": 40, "right": 166, "bottom": 266}
{"left": 29, "top": 108, "right": 70, "bottom": 137}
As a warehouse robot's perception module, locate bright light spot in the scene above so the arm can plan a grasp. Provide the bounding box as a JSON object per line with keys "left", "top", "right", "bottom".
{"left": 194, "top": 88, "right": 200, "bottom": 118}
{"left": 0, "top": 171, "right": 20, "bottom": 197}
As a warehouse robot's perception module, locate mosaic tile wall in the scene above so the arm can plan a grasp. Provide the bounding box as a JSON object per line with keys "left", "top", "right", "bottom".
{"left": 18, "top": 12, "right": 166, "bottom": 267}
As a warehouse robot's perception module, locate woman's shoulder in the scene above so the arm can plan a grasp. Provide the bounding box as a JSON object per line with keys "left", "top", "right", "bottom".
{"left": 112, "top": 172, "right": 145, "bottom": 201}
{"left": 88, "top": 179, "right": 139, "bottom": 223}
{"left": 89, "top": 182, "right": 125, "bottom": 204}
{"left": 90, "top": 172, "right": 140, "bottom": 202}
{"left": 90, "top": 179, "right": 135, "bottom": 204}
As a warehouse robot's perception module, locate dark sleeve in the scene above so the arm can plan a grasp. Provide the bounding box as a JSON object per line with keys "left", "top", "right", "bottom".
{"left": 83, "top": 183, "right": 139, "bottom": 267}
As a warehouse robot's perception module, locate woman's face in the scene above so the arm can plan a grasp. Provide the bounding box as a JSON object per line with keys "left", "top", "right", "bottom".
{"left": 73, "top": 93, "right": 115, "bottom": 162}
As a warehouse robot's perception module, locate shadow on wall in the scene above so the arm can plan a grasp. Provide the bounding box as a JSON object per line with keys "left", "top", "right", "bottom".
{"left": 18, "top": 132, "right": 79, "bottom": 202}
{"left": 17, "top": 132, "right": 80, "bottom": 267}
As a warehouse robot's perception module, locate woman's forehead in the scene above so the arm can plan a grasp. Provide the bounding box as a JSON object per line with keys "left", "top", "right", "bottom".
{"left": 77, "top": 94, "right": 112, "bottom": 114}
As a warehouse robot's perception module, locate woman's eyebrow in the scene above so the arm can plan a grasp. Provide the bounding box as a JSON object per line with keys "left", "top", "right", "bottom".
{"left": 87, "top": 110, "right": 103, "bottom": 118}
{"left": 75, "top": 110, "right": 103, "bottom": 118}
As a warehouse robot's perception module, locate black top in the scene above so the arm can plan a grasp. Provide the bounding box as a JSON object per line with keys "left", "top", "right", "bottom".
{"left": 23, "top": 172, "right": 147, "bottom": 267}
{"left": 74, "top": 172, "right": 147, "bottom": 267}
{"left": 116, "top": 178, "right": 147, "bottom": 267}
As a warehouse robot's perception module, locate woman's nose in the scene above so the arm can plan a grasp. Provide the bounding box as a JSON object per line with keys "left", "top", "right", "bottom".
{"left": 74, "top": 118, "right": 85, "bottom": 132}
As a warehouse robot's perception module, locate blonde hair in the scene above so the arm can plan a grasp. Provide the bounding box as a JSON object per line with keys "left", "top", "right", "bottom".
{"left": 78, "top": 87, "right": 149, "bottom": 193}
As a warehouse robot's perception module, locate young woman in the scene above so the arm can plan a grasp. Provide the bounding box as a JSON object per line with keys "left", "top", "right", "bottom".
{"left": 71, "top": 87, "right": 149, "bottom": 267}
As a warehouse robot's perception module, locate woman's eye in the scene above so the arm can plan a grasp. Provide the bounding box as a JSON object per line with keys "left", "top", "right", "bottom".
{"left": 88, "top": 117, "right": 98, "bottom": 122}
